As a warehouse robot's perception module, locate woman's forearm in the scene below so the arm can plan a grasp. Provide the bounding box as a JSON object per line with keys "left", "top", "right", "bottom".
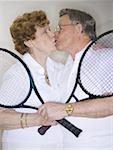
{"left": 0, "top": 108, "right": 43, "bottom": 130}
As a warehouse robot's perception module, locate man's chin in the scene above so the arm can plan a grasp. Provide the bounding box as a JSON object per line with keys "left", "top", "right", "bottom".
{"left": 57, "top": 49, "right": 64, "bottom": 51}
{"left": 56, "top": 44, "right": 64, "bottom": 51}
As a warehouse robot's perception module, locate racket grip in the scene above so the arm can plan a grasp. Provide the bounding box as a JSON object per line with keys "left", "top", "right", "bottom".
{"left": 38, "top": 125, "right": 51, "bottom": 135}
{"left": 38, "top": 118, "right": 82, "bottom": 137}
{"left": 57, "top": 118, "right": 82, "bottom": 137}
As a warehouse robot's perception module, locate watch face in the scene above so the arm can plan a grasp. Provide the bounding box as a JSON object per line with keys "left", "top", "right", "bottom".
{"left": 66, "top": 104, "right": 74, "bottom": 116}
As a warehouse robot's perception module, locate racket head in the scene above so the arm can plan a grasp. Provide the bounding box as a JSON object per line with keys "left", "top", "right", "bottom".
{"left": 66, "top": 30, "right": 113, "bottom": 102}
{"left": 78, "top": 30, "right": 113, "bottom": 98}
{"left": 0, "top": 48, "right": 33, "bottom": 108}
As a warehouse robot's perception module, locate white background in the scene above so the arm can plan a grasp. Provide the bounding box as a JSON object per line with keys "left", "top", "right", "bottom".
{"left": 0, "top": 0, "right": 113, "bottom": 149}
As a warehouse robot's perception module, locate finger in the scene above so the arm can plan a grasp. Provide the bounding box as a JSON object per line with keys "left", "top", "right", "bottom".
{"left": 51, "top": 121, "right": 57, "bottom": 126}
{"left": 40, "top": 108, "right": 48, "bottom": 120}
{"left": 38, "top": 105, "right": 45, "bottom": 114}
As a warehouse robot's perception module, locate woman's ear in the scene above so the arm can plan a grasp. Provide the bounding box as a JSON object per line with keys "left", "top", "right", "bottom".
{"left": 24, "top": 40, "right": 32, "bottom": 48}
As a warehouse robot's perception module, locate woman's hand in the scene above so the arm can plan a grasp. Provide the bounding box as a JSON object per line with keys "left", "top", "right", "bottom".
{"left": 26, "top": 110, "right": 56, "bottom": 127}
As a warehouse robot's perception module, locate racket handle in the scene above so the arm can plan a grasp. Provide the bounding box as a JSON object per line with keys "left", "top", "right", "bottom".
{"left": 57, "top": 118, "right": 82, "bottom": 137}
{"left": 38, "top": 118, "right": 82, "bottom": 137}
{"left": 38, "top": 125, "right": 51, "bottom": 135}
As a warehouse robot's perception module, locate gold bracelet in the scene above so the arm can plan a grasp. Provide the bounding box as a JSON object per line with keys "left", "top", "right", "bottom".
{"left": 20, "top": 113, "right": 24, "bottom": 129}
{"left": 25, "top": 113, "right": 28, "bottom": 127}
{"left": 65, "top": 103, "right": 74, "bottom": 116}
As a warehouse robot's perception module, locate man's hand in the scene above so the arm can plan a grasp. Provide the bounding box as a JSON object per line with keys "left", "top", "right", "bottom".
{"left": 38, "top": 107, "right": 57, "bottom": 126}
{"left": 38, "top": 102, "right": 67, "bottom": 121}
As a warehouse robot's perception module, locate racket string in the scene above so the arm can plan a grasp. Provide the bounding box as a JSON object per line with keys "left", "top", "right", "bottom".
{"left": 79, "top": 32, "right": 113, "bottom": 97}
{"left": 0, "top": 51, "right": 31, "bottom": 106}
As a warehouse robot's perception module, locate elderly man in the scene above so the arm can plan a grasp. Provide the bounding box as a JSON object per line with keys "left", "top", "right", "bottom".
{"left": 39, "top": 9, "right": 113, "bottom": 150}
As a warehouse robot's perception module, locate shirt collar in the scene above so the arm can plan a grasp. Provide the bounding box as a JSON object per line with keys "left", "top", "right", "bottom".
{"left": 23, "top": 53, "right": 45, "bottom": 75}
{"left": 46, "top": 54, "right": 73, "bottom": 72}
{"left": 65, "top": 55, "right": 74, "bottom": 67}
{"left": 74, "top": 41, "right": 92, "bottom": 61}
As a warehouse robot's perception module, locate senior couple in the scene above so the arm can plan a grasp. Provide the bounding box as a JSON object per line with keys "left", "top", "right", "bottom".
{"left": 0, "top": 8, "right": 113, "bottom": 150}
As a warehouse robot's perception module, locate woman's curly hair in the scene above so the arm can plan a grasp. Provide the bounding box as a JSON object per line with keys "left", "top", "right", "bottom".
{"left": 10, "top": 10, "right": 49, "bottom": 54}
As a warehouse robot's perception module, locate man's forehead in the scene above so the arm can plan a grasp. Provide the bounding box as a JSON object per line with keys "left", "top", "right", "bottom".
{"left": 59, "top": 15, "right": 71, "bottom": 25}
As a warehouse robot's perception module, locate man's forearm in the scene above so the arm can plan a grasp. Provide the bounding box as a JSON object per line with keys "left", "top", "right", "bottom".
{"left": 38, "top": 97, "right": 113, "bottom": 121}
{"left": 71, "top": 97, "right": 113, "bottom": 118}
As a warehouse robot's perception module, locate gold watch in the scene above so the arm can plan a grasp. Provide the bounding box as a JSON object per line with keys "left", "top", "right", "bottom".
{"left": 65, "top": 103, "right": 74, "bottom": 116}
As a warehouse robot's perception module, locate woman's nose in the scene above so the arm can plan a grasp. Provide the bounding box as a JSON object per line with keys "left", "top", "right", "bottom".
{"left": 47, "top": 29, "right": 55, "bottom": 38}
{"left": 54, "top": 31, "right": 59, "bottom": 40}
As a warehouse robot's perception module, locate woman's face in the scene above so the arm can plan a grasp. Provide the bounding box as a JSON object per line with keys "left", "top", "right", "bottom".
{"left": 30, "top": 26, "right": 56, "bottom": 55}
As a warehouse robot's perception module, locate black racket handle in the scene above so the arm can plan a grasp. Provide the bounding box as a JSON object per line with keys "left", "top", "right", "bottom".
{"left": 38, "top": 125, "right": 51, "bottom": 135}
{"left": 38, "top": 118, "right": 82, "bottom": 137}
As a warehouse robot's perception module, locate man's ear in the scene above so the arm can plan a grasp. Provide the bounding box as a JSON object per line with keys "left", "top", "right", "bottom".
{"left": 75, "top": 23, "right": 83, "bottom": 34}
{"left": 24, "top": 40, "right": 32, "bottom": 48}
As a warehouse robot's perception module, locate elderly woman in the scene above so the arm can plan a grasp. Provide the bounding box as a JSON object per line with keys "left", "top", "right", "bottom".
{"left": 0, "top": 10, "right": 63, "bottom": 150}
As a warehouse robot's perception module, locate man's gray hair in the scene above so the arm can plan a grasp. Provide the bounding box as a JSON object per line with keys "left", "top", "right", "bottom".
{"left": 59, "top": 8, "right": 96, "bottom": 40}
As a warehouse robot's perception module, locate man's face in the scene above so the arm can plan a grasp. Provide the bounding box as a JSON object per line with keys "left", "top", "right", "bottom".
{"left": 55, "top": 15, "right": 77, "bottom": 52}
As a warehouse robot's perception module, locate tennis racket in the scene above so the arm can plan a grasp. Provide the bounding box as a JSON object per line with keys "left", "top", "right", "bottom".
{"left": 38, "top": 30, "right": 113, "bottom": 135}
{"left": 0, "top": 48, "right": 82, "bottom": 137}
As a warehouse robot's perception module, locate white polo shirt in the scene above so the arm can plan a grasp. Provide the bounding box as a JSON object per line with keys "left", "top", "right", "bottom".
{"left": 52, "top": 46, "right": 113, "bottom": 150}
{"left": 1, "top": 53, "right": 63, "bottom": 150}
